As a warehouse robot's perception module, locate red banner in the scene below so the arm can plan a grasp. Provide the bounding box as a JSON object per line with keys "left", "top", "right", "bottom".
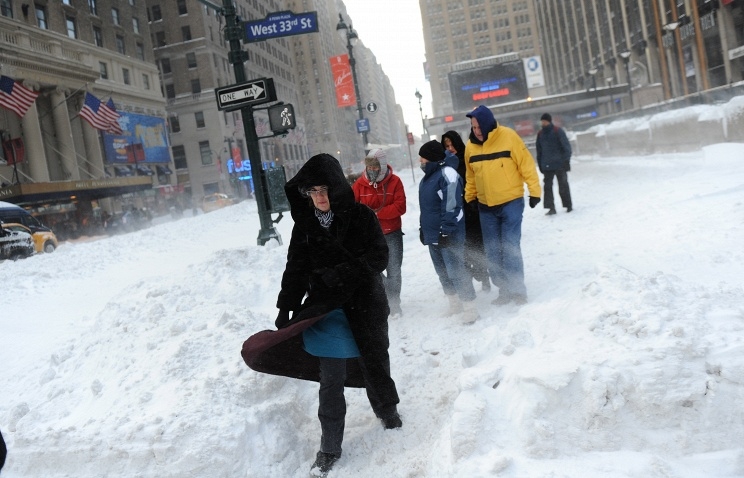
{"left": 2, "top": 137, "right": 25, "bottom": 165}
{"left": 330, "top": 54, "right": 356, "bottom": 108}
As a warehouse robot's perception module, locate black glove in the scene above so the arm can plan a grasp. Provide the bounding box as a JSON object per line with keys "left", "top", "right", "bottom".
{"left": 437, "top": 233, "right": 450, "bottom": 248}
{"left": 466, "top": 200, "right": 478, "bottom": 214}
{"left": 419, "top": 228, "right": 425, "bottom": 245}
{"left": 564, "top": 161, "right": 571, "bottom": 172}
{"left": 275, "top": 309, "right": 291, "bottom": 329}
{"left": 529, "top": 196, "right": 541, "bottom": 209}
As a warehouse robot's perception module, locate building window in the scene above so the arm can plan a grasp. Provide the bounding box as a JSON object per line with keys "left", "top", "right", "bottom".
{"left": 35, "top": 4, "right": 48, "bottom": 29}
{"left": 136, "top": 42, "right": 144, "bottom": 60}
{"left": 128, "top": 0, "right": 135, "bottom": 5}
{"left": 172, "top": 145, "right": 186, "bottom": 169}
{"left": 160, "top": 58, "right": 171, "bottom": 74}
{"left": 111, "top": 7, "right": 119, "bottom": 25}
{"left": 62, "top": 0, "right": 71, "bottom": 5}
{"left": 122, "top": 68, "right": 130, "bottom": 85}
{"left": 88, "top": 0, "right": 97, "bottom": 16}
{"left": 155, "top": 31, "right": 166, "bottom": 47}
{"left": 151, "top": 5, "right": 161, "bottom": 21}
{"left": 1, "top": 0, "right": 12, "bottom": 17}
{"left": 199, "top": 141, "right": 212, "bottom": 165}
{"left": 99, "top": 61, "right": 108, "bottom": 79}
{"left": 170, "top": 115, "right": 181, "bottom": 133}
{"left": 186, "top": 52, "right": 197, "bottom": 68}
{"left": 195, "top": 111, "right": 205, "bottom": 128}
{"left": 115, "top": 35, "right": 125, "bottom": 54}
{"left": 182, "top": 26, "right": 191, "bottom": 41}
{"left": 132, "top": 17, "right": 140, "bottom": 34}
{"left": 142, "top": 74, "right": 150, "bottom": 90}
{"left": 190, "top": 78, "right": 201, "bottom": 94}
{"left": 93, "top": 26, "right": 103, "bottom": 46}
{"left": 177, "top": 0, "right": 187, "bottom": 15}
{"left": 165, "top": 84, "right": 175, "bottom": 99}
{"left": 65, "top": 16, "right": 77, "bottom": 38}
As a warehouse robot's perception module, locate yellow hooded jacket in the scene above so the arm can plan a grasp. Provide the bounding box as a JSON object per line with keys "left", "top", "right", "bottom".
{"left": 464, "top": 125, "right": 541, "bottom": 207}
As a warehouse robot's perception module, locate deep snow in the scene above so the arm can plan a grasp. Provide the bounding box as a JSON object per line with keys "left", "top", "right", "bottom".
{"left": 1, "top": 136, "right": 743, "bottom": 476}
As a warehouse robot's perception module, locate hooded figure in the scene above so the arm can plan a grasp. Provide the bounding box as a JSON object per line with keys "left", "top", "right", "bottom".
{"left": 243, "top": 153, "right": 401, "bottom": 475}
{"left": 352, "top": 148, "right": 407, "bottom": 317}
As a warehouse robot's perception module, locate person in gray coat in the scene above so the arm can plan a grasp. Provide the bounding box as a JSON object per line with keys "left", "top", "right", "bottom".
{"left": 536, "top": 113, "right": 573, "bottom": 215}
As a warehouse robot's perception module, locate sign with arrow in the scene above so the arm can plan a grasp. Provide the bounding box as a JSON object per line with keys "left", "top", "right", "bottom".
{"left": 214, "top": 78, "right": 277, "bottom": 111}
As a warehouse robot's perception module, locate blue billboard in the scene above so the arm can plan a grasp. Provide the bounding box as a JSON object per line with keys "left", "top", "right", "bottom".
{"left": 103, "top": 112, "right": 171, "bottom": 164}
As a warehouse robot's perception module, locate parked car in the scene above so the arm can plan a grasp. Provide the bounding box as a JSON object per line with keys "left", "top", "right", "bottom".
{"left": 1, "top": 222, "right": 58, "bottom": 253}
{"left": 0, "top": 222, "right": 35, "bottom": 260}
{"left": 202, "top": 193, "right": 235, "bottom": 213}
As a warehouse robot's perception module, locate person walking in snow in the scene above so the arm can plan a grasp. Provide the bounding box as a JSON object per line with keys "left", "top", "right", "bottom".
{"left": 464, "top": 105, "right": 541, "bottom": 306}
{"left": 273, "top": 153, "right": 402, "bottom": 476}
{"left": 0, "top": 428, "right": 6, "bottom": 472}
{"left": 418, "top": 140, "right": 479, "bottom": 324}
{"left": 536, "top": 113, "right": 573, "bottom": 215}
{"left": 441, "top": 130, "right": 491, "bottom": 293}
{"left": 352, "top": 148, "right": 407, "bottom": 317}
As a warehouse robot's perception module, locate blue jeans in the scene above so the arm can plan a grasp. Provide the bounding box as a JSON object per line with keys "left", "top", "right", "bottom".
{"left": 428, "top": 237, "right": 476, "bottom": 302}
{"left": 479, "top": 198, "right": 527, "bottom": 298}
{"left": 383, "top": 230, "right": 403, "bottom": 312}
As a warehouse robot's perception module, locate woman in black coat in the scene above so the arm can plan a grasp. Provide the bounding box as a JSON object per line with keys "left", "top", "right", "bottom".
{"left": 274, "top": 153, "right": 401, "bottom": 476}
{"left": 441, "top": 130, "right": 491, "bottom": 292}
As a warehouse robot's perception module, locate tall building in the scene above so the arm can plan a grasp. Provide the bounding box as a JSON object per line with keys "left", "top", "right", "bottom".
{"left": 147, "top": 0, "right": 309, "bottom": 201}
{"left": 0, "top": 0, "right": 169, "bottom": 237}
{"left": 419, "top": 0, "right": 543, "bottom": 118}
{"left": 534, "top": 0, "right": 742, "bottom": 107}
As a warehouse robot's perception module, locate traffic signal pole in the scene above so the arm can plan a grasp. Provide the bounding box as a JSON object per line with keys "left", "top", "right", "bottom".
{"left": 198, "top": 0, "right": 281, "bottom": 245}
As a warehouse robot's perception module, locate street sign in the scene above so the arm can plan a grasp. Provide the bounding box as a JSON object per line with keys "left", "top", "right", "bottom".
{"left": 366, "top": 102, "right": 378, "bottom": 113}
{"left": 356, "top": 118, "right": 370, "bottom": 133}
{"left": 268, "top": 103, "right": 296, "bottom": 132}
{"left": 244, "top": 11, "right": 319, "bottom": 43}
{"left": 215, "top": 78, "right": 277, "bottom": 111}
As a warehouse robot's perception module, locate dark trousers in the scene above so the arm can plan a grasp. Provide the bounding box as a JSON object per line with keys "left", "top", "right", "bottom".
{"left": 318, "top": 353, "right": 399, "bottom": 457}
{"left": 543, "top": 170, "right": 572, "bottom": 210}
{"left": 382, "top": 230, "right": 403, "bottom": 312}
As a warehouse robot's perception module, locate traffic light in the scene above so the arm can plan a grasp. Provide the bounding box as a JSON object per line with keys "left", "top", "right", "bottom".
{"left": 268, "top": 103, "right": 296, "bottom": 133}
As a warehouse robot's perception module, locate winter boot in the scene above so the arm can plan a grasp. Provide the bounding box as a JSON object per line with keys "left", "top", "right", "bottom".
{"left": 310, "top": 451, "right": 340, "bottom": 477}
{"left": 380, "top": 412, "right": 403, "bottom": 429}
{"left": 461, "top": 300, "right": 479, "bottom": 325}
{"left": 546, "top": 208, "right": 557, "bottom": 215}
{"left": 446, "top": 294, "right": 463, "bottom": 315}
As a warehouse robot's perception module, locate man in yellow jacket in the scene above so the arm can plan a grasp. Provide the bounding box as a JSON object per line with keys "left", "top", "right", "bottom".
{"left": 464, "top": 105, "right": 541, "bottom": 305}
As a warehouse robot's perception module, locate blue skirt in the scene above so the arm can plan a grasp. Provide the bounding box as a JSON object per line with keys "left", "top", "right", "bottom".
{"left": 302, "top": 308, "right": 360, "bottom": 358}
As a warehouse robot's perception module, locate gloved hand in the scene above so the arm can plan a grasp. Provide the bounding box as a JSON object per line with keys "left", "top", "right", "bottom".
{"left": 313, "top": 267, "right": 342, "bottom": 288}
{"left": 419, "top": 228, "right": 425, "bottom": 245}
{"left": 529, "top": 196, "right": 541, "bottom": 209}
{"left": 275, "top": 309, "right": 291, "bottom": 329}
{"left": 466, "top": 200, "right": 478, "bottom": 214}
{"left": 437, "top": 233, "right": 450, "bottom": 248}
{"left": 564, "top": 161, "right": 571, "bottom": 172}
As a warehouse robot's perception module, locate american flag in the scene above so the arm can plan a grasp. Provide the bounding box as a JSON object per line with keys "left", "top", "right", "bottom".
{"left": 105, "top": 98, "right": 123, "bottom": 135}
{"left": 79, "top": 92, "right": 121, "bottom": 134}
{"left": 0, "top": 75, "right": 40, "bottom": 118}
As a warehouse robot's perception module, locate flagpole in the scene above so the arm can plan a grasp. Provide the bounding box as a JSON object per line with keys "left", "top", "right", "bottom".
{"left": 37, "top": 82, "right": 89, "bottom": 121}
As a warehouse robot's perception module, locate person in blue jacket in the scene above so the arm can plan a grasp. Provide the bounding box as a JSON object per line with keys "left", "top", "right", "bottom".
{"left": 536, "top": 113, "right": 573, "bottom": 215}
{"left": 418, "top": 140, "right": 478, "bottom": 324}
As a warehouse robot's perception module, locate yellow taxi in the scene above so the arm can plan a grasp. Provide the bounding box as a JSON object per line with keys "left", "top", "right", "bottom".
{"left": 202, "top": 193, "right": 235, "bottom": 213}
{"left": 2, "top": 222, "right": 58, "bottom": 253}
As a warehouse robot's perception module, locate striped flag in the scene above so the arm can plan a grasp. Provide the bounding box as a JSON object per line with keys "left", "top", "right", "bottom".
{"left": 105, "top": 98, "right": 123, "bottom": 135}
{"left": 79, "top": 92, "right": 121, "bottom": 134}
{"left": 0, "top": 75, "right": 40, "bottom": 118}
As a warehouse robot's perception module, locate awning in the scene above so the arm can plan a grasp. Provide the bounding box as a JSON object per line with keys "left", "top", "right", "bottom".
{"left": 136, "top": 165, "right": 154, "bottom": 176}
{"left": 114, "top": 165, "right": 134, "bottom": 177}
{"left": 0, "top": 176, "right": 153, "bottom": 206}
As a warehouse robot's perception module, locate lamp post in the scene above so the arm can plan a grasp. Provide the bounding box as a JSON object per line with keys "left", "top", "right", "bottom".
{"left": 663, "top": 21, "right": 687, "bottom": 97}
{"left": 415, "top": 89, "right": 428, "bottom": 139}
{"left": 605, "top": 77, "right": 614, "bottom": 113}
{"left": 620, "top": 50, "right": 633, "bottom": 108}
{"left": 336, "top": 14, "right": 367, "bottom": 152}
{"left": 587, "top": 67, "right": 599, "bottom": 114}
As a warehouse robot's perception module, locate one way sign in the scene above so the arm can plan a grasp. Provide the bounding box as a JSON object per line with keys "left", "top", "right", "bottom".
{"left": 215, "top": 78, "right": 277, "bottom": 111}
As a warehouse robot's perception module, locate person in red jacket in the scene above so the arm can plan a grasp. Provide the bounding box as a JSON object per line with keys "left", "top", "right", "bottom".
{"left": 353, "top": 149, "right": 407, "bottom": 317}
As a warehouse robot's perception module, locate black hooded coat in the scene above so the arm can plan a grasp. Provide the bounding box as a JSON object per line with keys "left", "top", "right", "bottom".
{"left": 242, "top": 155, "right": 399, "bottom": 410}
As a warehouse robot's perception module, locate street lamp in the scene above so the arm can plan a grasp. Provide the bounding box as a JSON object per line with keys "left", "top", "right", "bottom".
{"left": 336, "top": 13, "right": 367, "bottom": 151}
{"left": 587, "top": 67, "right": 599, "bottom": 114}
{"left": 620, "top": 50, "right": 633, "bottom": 109}
{"left": 415, "top": 89, "right": 428, "bottom": 138}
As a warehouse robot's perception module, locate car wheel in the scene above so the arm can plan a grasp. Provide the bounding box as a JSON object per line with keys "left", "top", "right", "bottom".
{"left": 43, "top": 241, "right": 56, "bottom": 253}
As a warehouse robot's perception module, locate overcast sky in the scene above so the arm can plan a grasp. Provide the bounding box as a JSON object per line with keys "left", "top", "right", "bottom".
{"left": 343, "top": 0, "right": 434, "bottom": 137}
